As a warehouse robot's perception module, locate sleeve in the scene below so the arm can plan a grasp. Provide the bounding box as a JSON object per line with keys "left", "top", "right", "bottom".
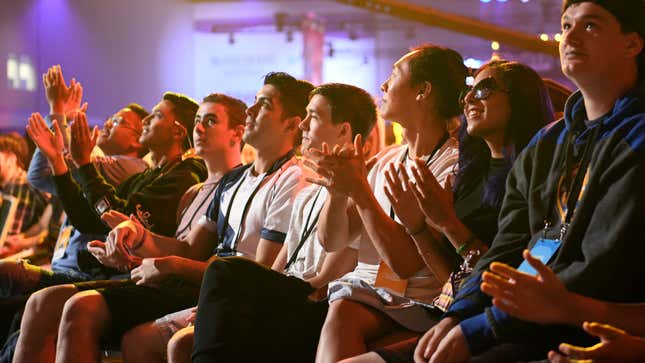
{"left": 27, "top": 114, "right": 66, "bottom": 195}
{"left": 260, "top": 166, "right": 304, "bottom": 243}
{"left": 52, "top": 171, "right": 109, "bottom": 234}
{"left": 444, "top": 148, "right": 535, "bottom": 351}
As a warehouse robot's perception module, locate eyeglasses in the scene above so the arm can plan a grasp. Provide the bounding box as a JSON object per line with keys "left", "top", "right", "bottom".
{"left": 107, "top": 116, "right": 141, "bottom": 135}
{"left": 459, "top": 77, "right": 509, "bottom": 107}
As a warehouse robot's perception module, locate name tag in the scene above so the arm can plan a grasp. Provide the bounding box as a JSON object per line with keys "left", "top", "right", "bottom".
{"left": 517, "top": 238, "right": 561, "bottom": 276}
{"left": 374, "top": 261, "right": 408, "bottom": 296}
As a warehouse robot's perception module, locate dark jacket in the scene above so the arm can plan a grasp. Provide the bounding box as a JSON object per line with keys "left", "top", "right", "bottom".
{"left": 447, "top": 83, "right": 645, "bottom": 356}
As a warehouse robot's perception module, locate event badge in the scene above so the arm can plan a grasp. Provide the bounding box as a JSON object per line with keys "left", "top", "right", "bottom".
{"left": 517, "top": 238, "right": 561, "bottom": 276}
{"left": 374, "top": 261, "right": 408, "bottom": 296}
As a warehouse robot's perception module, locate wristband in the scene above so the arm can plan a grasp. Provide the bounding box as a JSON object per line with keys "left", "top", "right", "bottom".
{"left": 456, "top": 234, "right": 476, "bottom": 256}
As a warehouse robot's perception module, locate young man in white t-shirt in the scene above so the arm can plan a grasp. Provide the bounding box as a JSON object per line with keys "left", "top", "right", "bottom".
{"left": 310, "top": 44, "right": 468, "bottom": 362}
{"left": 187, "top": 83, "right": 378, "bottom": 363}
{"left": 12, "top": 73, "right": 313, "bottom": 363}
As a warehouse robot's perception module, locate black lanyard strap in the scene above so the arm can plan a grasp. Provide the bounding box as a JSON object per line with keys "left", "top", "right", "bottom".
{"left": 218, "top": 150, "right": 295, "bottom": 254}
{"left": 389, "top": 132, "right": 449, "bottom": 220}
{"left": 284, "top": 186, "right": 324, "bottom": 270}
{"left": 545, "top": 121, "right": 602, "bottom": 240}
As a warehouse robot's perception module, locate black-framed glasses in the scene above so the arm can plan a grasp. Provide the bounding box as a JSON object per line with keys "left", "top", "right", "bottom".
{"left": 459, "top": 77, "right": 509, "bottom": 107}
{"left": 108, "top": 116, "right": 141, "bottom": 135}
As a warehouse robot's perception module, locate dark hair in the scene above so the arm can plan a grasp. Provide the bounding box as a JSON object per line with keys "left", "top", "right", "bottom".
{"left": 408, "top": 44, "right": 468, "bottom": 119}
{"left": 162, "top": 92, "right": 199, "bottom": 150}
{"left": 263, "top": 72, "right": 314, "bottom": 120}
{"left": 456, "top": 60, "right": 554, "bottom": 209}
{"left": 202, "top": 93, "right": 248, "bottom": 129}
{"left": 125, "top": 103, "right": 150, "bottom": 122}
{"left": 0, "top": 133, "right": 29, "bottom": 169}
{"left": 562, "top": 0, "right": 645, "bottom": 80}
{"left": 309, "top": 83, "right": 377, "bottom": 139}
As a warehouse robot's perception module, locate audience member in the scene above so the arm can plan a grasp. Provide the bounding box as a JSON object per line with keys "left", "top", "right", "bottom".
{"left": 190, "top": 83, "right": 378, "bottom": 363}
{"left": 411, "top": 1, "right": 645, "bottom": 362}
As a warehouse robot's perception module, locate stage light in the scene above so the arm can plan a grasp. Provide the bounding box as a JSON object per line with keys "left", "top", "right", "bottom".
{"left": 491, "top": 41, "right": 500, "bottom": 50}
{"left": 539, "top": 33, "right": 549, "bottom": 41}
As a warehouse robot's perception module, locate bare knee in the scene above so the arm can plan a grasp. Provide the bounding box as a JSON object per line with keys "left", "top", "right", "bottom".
{"left": 22, "top": 285, "right": 77, "bottom": 327}
{"left": 59, "top": 290, "right": 109, "bottom": 338}
{"left": 167, "top": 327, "right": 194, "bottom": 363}
{"left": 122, "top": 323, "right": 165, "bottom": 363}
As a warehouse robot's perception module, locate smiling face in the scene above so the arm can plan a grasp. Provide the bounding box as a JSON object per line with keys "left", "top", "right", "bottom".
{"left": 299, "top": 94, "right": 349, "bottom": 153}
{"left": 96, "top": 108, "right": 142, "bottom": 156}
{"left": 139, "top": 100, "right": 177, "bottom": 149}
{"left": 463, "top": 68, "right": 511, "bottom": 141}
{"left": 559, "top": 2, "right": 640, "bottom": 84}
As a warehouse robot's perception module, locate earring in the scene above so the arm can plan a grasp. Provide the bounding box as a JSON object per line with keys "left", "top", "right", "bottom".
{"left": 229, "top": 140, "right": 235, "bottom": 147}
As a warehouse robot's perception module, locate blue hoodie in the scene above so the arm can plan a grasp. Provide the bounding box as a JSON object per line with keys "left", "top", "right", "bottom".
{"left": 446, "top": 83, "right": 645, "bottom": 358}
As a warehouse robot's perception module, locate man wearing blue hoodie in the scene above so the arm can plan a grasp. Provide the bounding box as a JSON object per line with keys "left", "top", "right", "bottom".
{"left": 412, "top": 1, "right": 645, "bottom": 362}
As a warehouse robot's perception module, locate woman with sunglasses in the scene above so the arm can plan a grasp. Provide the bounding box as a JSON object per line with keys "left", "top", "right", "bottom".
{"left": 341, "top": 60, "right": 555, "bottom": 363}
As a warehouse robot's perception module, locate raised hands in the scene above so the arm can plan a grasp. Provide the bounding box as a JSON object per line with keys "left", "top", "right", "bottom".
{"left": 42, "top": 65, "right": 85, "bottom": 116}
{"left": 481, "top": 249, "right": 572, "bottom": 325}
{"left": 303, "top": 134, "right": 372, "bottom": 200}
{"left": 26, "top": 112, "right": 68, "bottom": 175}
{"left": 69, "top": 112, "right": 99, "bottom": 167}
{"left": 407, "top": 158, "right": 457, "bottom": 232}
{"left": 549, "top": 322, "right": 645, "bottom": 363}
{"left": 383, "top": 162, "right": 425, "bottom": 234}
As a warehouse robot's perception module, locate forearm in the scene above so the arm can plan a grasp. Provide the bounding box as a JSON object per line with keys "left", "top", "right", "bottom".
{"left": 565, "top": 294, "right": 645, "bottom": 336}
{"left": 411, "top": 227, "right": 455, "bottom": 282}
{"left": 166, "top": 256, "right": 209, "bottom": 285}
{"left": 74, "top": 163, "right": 126, "bottom": 212}
{"left": 307, "top": 247, "right": 358, "bottom": 289}
{"left": 53, "top": 171, "right": 107, "bottom": 233}
{"left": 353, "top": 187, "right": 424, "bottom": 279}
{"left": 317, "top": 193, "right": 353, "bottom": 252}
{"left": 441, "top": 217, "right": 489, "bottom": 262}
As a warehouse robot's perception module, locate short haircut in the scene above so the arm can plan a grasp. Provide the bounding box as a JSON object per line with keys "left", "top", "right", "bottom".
{"left": 309, "top": 83, "right": 377, "bottom": 139}
{"left": 408, "top": 44, "right": 468, "bottom": 119}
{"left": 562, "top": 0, "right": 645, "bottom": 80}
{"left": 0, "top": 133, "right": 29, "bottom": 169}
{"left": 201, "top": 93, "right": 248, "bottom": 129}
{"left": 263, "top": 72, "right": 314, "bottom": 120}
{"left": 125, "top": 103, "right": 150, "bottom": 123}
{"left": 162, "top": 92, "right": 199, "bottom": 150}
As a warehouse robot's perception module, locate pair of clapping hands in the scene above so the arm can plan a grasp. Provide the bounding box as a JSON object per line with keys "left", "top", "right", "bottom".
{"left": 482, "top": 251, "right": 641, "bottom": 363}
{"left": 88, "top": 211, "right": 166, "bottom": 287}
{"left": 303, "top": 134, "right": 454, "bottom": 235}
{"left": 412, "top": 251, "right": 644, "bottom": 363}
{"left": 26, "top": 65, "right": 97, "bottom": 169}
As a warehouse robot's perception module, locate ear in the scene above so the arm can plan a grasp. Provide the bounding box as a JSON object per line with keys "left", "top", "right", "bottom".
{"left": 283, "top": 115, "right": 301, "bottom": 134}
{"left": 232, "top": 124, "right": 245, "bottom": 145}
{"left": 415, "top": 81, "right": 432, "bottom": 102}
{"left": 338, "top": 122, "right": 351, "bottom": 139}
{"left": 625, "top": 32, "right": 644, "bottom": 59}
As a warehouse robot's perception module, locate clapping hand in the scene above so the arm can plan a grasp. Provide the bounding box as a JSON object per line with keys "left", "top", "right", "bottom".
{"left": 69, "top": 112, "right": 99, "bottom": 167}
{"left": 549, "top": 322, "right": 645, "bottom": 363}
{"left": 407, "top": 158, "right": 457, "bottom": 232}
{"left": 383, "top": 162, "right": 425, "bottom": 234}
{"left": 481, "top": 249, "right": 572, "bottom": 325}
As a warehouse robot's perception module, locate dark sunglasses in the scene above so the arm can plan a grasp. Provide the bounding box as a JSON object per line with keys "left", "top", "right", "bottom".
{"left": 459, "top": 77, "right": 509, "bottom": 107}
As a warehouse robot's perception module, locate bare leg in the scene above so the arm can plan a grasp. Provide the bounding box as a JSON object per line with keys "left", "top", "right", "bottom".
{"left": 167, "top": 327, "right": 194, "bottom": 363}
{"left": 339, "top": 352, "right": 387, "bottom": 363}
{"left": 120, "top": 321, "right": 166, "bottom": 363}
{"left": 13, "top": 284, "right": 79, "bottom": 363}
{"left": 315, "top": 299, "right": 397, "bottom": 363}
{"left": 55, "top": 290, "right": 110, "bottom": 363}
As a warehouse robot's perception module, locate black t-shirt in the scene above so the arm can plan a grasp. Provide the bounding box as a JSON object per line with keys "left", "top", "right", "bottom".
{"left": 453, "top": 157, "right": 507, "bottom": 249}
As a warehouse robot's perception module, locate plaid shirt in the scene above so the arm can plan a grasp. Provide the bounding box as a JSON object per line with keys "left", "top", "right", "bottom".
{"left": 1, "top": 169, "right": 48, "bottom": 236}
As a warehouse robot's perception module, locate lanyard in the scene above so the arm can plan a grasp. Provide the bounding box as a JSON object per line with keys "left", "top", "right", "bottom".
{"left": 217, "top": 151, "right": 294, "bottom": 255}
{"left": 389, "top": 132, "right": 449, "bottom": 220}
{"left": 174, "top": 181, "right": 220, "bottom": 238}
{"left": 544, "top": 121, "right": 602, "bottom": 241}
{"left": 284, "top": 186, "right": 324, "bottom": 270}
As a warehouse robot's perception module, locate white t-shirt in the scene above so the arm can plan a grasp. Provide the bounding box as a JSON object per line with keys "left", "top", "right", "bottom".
{"left": 342, "top": 139, "right": 459, "bottom": 303}
{"left": 199, "top": 156, "right": 303, "bottom": 259}
{"left": 283, "top": 184, "right": 332, "bottom": 280}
